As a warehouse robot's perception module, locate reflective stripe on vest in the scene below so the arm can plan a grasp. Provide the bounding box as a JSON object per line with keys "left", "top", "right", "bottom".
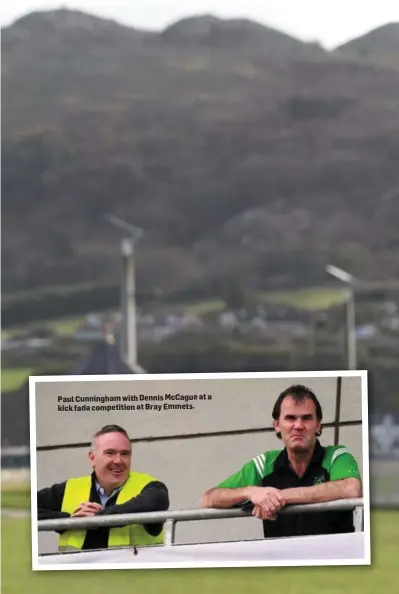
{"left": 59, "top": 472, "right": 164, "bottom": 550}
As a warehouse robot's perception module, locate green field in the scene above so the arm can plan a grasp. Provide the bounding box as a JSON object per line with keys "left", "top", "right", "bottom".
{"left": 180, "top": 287, "right": 345, "bottom": 315}
{"left": 1, "top": 315, "right": 84, "bottom": 340}
{"left": 184, "top": 299, "right": 226, "bottom": 315}
{"left": 1, "top": 368, "right": 34, "bottom": 391}
{"left": 1, "top": 286, "right": 345, "bottom": 342}
{"left": 256, "top": 287, "right": 346, "bottom": 311}
{"left": 1, "top": 512, "right": 397, "bottom": 594}
{"left": 1, "top": 487, "right": 31, "bottom": 510}
{"left": 2, "top": 281, "right": 110, "bottom": 305}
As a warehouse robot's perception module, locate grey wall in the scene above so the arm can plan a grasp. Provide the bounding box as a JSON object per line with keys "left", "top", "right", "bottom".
{"left": 34, "top": 375, "right": 365, "bottom": 554}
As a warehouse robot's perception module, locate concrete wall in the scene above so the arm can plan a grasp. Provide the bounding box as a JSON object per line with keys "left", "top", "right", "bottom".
{"left": 34, "top": 374, "right": 366, "bottom": 554}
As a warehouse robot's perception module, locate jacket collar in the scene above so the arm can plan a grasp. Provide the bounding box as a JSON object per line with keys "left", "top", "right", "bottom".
{"left": 274, "top": 439, "right": 325, "bottom": 472}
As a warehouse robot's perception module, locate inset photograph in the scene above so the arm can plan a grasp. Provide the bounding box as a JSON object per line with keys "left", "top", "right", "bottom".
{"left": 29, "top": 371, "right": 370, "bottom": 570}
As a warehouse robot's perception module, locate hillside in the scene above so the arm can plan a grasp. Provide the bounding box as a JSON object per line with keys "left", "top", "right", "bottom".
{"left": 2, "top": 10, "right": 399, "bottom": 297}
{"left": 161, "top": 14, "right": 326, "bottom": 59}
{"left": 334, "top": 23, "right": 399, "bottom": 69}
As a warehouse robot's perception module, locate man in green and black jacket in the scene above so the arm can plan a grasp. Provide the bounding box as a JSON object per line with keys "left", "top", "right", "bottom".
{"left": 201, "top": 384, "right": 362, "bottom": 537}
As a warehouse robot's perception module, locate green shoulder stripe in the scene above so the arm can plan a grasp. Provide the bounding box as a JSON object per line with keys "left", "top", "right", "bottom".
{"left": 262, "top": 450, "right": 281, "bottom": 478}
{"left": 217, "top": 448, "right": 284, "bottom": 490}
{"left": 251, "top": 453, "right": 266, "bottom": 479}
{"left": 322, "top": 445, "right": 350, "bottom": 470}
{"left": 322, "top": 445, "right": 362, "bottom": 481}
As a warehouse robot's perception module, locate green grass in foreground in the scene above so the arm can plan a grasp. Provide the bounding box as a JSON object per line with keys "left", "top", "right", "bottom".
{"left": 1, "top": 511, "right": 397, "bottom": 594}
{"left": 1, "top": 488, "right": 31, "bottom": 510}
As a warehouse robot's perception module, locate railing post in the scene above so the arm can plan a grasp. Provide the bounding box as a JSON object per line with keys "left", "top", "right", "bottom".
{"left": 353, "top": 506, "right": 363, "bottom": 532}
{"left": 164, "top": 519, "right": 176, "bottom": 547}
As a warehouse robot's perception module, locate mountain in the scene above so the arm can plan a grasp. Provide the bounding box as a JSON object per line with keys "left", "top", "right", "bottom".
{"left": 2, "top": 10, "right": 399, "bottom": 297}
{"left": 334, "top": 23, "right": 399, "bottom": 69}
{"left": 6, "top": 8, "right": 136, "bottom": 33}
{"left": 161, "top": 14, "right": 326, "bottom": 59}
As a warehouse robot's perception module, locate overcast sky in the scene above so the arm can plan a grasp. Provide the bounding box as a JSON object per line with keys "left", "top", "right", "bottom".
{"left": 1, "top": 0, "right": 398, "bottom": 49}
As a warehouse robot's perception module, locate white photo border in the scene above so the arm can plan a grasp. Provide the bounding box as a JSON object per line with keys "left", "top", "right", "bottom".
{"left": 29, "top": 369, "right": 371, "bottom": 571}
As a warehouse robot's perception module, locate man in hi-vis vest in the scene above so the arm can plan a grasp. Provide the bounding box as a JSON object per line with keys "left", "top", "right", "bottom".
{"left": 38, "top": 424, "right": 169, "bottom": 551}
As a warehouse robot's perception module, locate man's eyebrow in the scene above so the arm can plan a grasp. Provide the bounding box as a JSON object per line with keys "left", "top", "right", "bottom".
{"left": 284, "top": 413, "right": 314, "bottom": 418}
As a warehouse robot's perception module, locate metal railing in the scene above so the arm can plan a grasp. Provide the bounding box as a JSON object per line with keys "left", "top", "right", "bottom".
{"left": 37, "top": 498, "right": 364, "bottom": 547}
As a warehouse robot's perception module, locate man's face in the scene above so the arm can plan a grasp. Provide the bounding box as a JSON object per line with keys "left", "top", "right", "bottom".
{"left": 88, "top": 431, "right": 131, "bottom": 491}
{"left": 274, "top": 396, "right": 321, "bottom": 453}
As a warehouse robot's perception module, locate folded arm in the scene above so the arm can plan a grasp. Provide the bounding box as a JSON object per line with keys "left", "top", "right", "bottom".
{"left": 96, "top": 481, "right": 170, "bottom": 536}
{"left": 201, "top": 456, "right": 265, "bottom": 510}
{"left": 201, "top": 486, "right": 285, "bottom": 520}
{"left": 37, "top": 482, "right": 70, "bottom": 521}
{"left": 282, "top": 477, "right": 362, "bottom": 505}
{"left": 201, "top": 487, "right": 251, "bottom": 509}
{"left": 283, "top": 449, "right": 363, "bottom": 505}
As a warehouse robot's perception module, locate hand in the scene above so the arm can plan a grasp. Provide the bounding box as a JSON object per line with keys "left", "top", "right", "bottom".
{"left": 246, "top": 487, "right": 285, "bottom": 520}
{"left": 252, "top": 504, "right": 278, "bottom": 521}
{"left": 71, "top": 502, "right": 103, "bottom": 517}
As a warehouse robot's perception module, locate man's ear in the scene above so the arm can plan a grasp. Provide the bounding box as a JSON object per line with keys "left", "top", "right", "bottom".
{"left": 88, "top": 450, "right": 95, "bottom": 467}
{"left": 273, "top": 420, "right": 282, "bottom": 439}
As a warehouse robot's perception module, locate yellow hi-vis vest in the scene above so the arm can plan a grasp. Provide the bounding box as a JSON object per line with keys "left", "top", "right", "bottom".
{"left": 59, "top": 471, "right": 164, "bottom": 551}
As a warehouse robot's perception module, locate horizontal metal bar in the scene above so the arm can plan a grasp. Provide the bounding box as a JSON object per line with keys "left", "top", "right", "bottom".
{"left": 37, "top": 498, "right": 363, "bottom": 532}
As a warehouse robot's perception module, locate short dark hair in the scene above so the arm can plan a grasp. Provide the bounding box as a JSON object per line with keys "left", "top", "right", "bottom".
{"left": 91, "top": 424, "right": 131, "bottom": 450}
{"left": 272, "top": 384, "right": 323, "bottom": 439}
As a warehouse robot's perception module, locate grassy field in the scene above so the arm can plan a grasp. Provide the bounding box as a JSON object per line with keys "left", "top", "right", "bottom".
{"left": 1, "top": 487, "right": 31, "bottom": 510}
{"left": 184, "top": 299, "right": 226, "bottom": 315}
{"left": 1, "top": 368, "right": 35, "bottom": 391}
{"left": 49, "top": 317, "right": 85, "bottom": 336}
{"left": 1, "top": 286, "right": 345, "bottom": 342}
{"left": 1, "top": 511, "right": 397, "bottom": 594}
{"left": 1, "top": 281, "right": 110, "bottom": 304}
{"left": 1, "top": 316, "right": 84, "bottom": 340}
{"left": 180, "top": 287, "right": 345, "bottom": 315}
{"left": 256, "top": 287, "right": 346, "bottom": 311}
